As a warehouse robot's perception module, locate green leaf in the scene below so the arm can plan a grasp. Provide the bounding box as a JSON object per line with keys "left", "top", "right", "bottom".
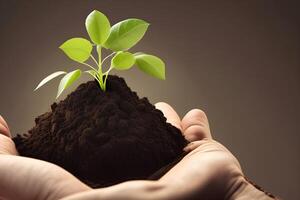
{"left": 34, "top": 71, "right": 67, "bottom": 91}
{"left": 59, "top": 38, "right": 92, "bottom": 63}
{"left": 135, "top": 54, "right": 165, "bottom": 80}
{"left": 85, "top": 10, "right": 111, "bottom": 45}
{"left": 104, "top": 19, "right": 149, "bottom": 51}
{"left": 57, "top": 69, "right": 82, "bottom": 98}
{"left": 111, "top": 51, "right": 135, "bottom": 70}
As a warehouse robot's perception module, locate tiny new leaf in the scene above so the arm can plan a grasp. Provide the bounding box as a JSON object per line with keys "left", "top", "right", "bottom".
{"left": 111, "top": 51, "right": 135, "bottom": 70}
{"left": 59, "top": 38, "right": 92, "bottom": 63}
{"left": 34, "top": 71, "right": 67, "bottom": 91}
{"left": 135, "top": 54, "right": 165, "bottom": 80}
{"left": 104, "top": 19, "right": 149, "bottom": 51}
{"left": 85, "top": 10, "right": 111, "bottom": 45}
{"left": 57, "top": 69, "right": 82, "bottom": 98}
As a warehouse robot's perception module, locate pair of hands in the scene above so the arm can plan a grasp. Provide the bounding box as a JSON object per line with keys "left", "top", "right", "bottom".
{"left": 0, "top": 102, "right": 254, "bottom": 200}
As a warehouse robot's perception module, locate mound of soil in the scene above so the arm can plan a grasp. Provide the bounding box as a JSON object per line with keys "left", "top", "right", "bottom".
{"left": 13, "top": 75, "right": 187, "bottom": 188}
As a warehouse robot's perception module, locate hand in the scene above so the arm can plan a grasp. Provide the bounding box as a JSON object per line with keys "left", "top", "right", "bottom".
{"left": 0, "top": 115, "right": 17, "bottom": 155}
{"left": 154, "top": 103, "right": 275, "bottom": 200}
{"left": 62, "top": 102, "right": 275, "bottom": 200}
{"left": 1, "top": 104, "right": 274, "bottom": 200}
{"left": 0, "top": 115, "right": 91, "bottom": 200}
{"left": 155, "top": 102, "right": 245, "bottom": 199}
{"left": 61, "top": 102, "right": 247, "bottom": 200}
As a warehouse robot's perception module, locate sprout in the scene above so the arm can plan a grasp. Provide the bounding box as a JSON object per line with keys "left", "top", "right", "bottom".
{"left": 35, "top": 10, "right": 166, "bottom": 98}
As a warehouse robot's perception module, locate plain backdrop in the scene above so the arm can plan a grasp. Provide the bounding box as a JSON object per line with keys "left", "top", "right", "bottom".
{"left": 0, "top": 1, "right": 299, "bottom": 199}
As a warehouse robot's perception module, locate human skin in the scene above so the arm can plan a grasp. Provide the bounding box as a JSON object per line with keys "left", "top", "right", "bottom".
{"left": 0, "top": 103, "right": 274, "bottom": 200}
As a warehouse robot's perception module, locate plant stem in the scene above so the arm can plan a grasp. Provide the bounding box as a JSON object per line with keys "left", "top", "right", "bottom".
{"left": 101, "top": 52, "right": 116, "bottom": 67}
{"left": 82, "top": 61, "right": 105, "bottom": 90}
{"left": 96, "top": 45, "right": 106, "bottom": 91}
{"left": 101, "top": 52, "right": 116, "bottom": 91}
{"left": 103, "top": 65, "right": 113, "bottom": 91}
{"left": 90, "top": 55, "right": 99, "bottom": 66}
{"left": 96, "top": 45, "right": 102, "bottom": 74}
{"left": 100, "top": 52, "right": 116, "bottom": 91}
{"left": 81, "top": 62, "right": 98, "bottom": 72}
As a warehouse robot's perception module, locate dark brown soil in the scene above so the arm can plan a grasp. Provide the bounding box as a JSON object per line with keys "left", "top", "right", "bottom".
{"left": 13, "top": 75, "right": 187, "bottom": 188}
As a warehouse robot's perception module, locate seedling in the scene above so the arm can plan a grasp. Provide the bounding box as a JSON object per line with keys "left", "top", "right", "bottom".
{"left": 35, "top": 10, "right": 165, "bottom": 98}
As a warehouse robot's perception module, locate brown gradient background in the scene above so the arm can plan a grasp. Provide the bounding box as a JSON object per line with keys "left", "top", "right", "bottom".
{"left": 0, "top": 0, "right": 299, "bottom": 199}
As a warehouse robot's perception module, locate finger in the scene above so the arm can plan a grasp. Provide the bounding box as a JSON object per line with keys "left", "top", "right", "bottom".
{"left": 155, "top": 102, "right": 182, "bottom": 132}
{"left": 0, "top": 115, "right": 9, "bottom": 130}
{"left": 0, "top": 134, "right": 18, "bottom": 155}
{"left": 181, "top": 109, "right": 212, "bottom": 142}
{"left": 0, "top": 123, "right": 11, "bottom": 138}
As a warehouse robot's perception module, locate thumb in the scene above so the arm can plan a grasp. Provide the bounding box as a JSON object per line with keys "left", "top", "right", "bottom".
{"left": 0, "top": 115, "right": 11, "bottom": 138}
{"left": 0, "top": 115, "right": 18, "bottom": 155}
{"left": 0, "top": 134, "right": 18, "bottom": 155}
{"left": 181, "top": 109, "right": 212, "bottom": 142}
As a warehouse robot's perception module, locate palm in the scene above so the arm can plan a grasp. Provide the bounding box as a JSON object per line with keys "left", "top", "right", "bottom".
{"left": 181, "top": 139, "right": 243, "bottom": 198}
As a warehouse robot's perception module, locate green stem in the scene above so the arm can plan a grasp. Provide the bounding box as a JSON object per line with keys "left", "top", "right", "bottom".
{"left": 101, "top": 52, "right": 116, "bottom": 66}
{"left": 101, "top": 52, "right": 117, "bottom": 91}
{"left": 96, "top": 45, "right": 105, "bottom": 91}
{"left": 90, "top": 55, "right": 99, "bottom": 66}
{"left": 97, "top": 45, "right": 102, "bottom": 74}
{"left": 84, "top": 70, "right": 104, "bottom": 89}
{"left": 82, "top": 59, "right": 105, "bottom": 90}
{"left": 81, "top": 62, "right": 98, "bottom": 72}
{"left": 103, "top": 65, "right": 113, "bottom": 91}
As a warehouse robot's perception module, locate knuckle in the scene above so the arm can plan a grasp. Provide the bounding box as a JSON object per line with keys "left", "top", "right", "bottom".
{"left": 188, "top": 124, "right": 206, "bottom": 135}
{"left": 184, "top": 125, "right": 207, "bottom": 141}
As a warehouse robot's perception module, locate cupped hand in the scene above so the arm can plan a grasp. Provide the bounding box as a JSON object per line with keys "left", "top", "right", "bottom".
{"left": 0, "top": 115, "right": 91, "bottom": 200}
{"left": 1, "top": 102, "right": 247, "bottom": 200}
{"left": 62, "top": 102, "right": 246, "bottom": 200}
{"left": 155, "top": 102, "right": 244, "bottom": 199}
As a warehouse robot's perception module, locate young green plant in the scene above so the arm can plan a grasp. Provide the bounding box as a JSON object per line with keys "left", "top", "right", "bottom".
{"left": 35, "top": 10, "right": 165, "bottom": 98}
